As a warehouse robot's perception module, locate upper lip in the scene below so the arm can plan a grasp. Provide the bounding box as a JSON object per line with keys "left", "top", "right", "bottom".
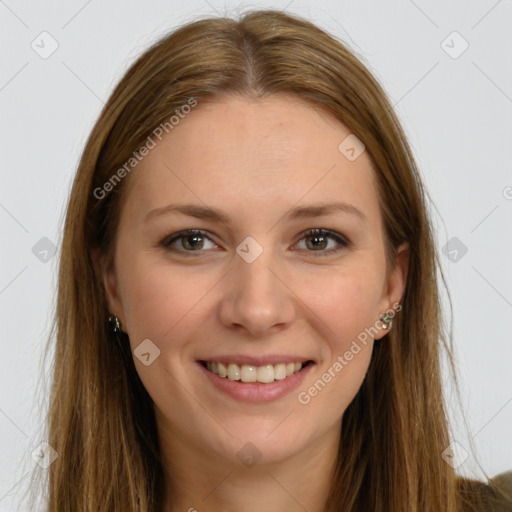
{"left": 198, "top": 355, "right": 314, "bottom": 366}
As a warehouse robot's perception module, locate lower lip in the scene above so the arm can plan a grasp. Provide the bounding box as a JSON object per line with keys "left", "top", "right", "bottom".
{"left": 197, "top": 362, "right": 315, "bottom": 403}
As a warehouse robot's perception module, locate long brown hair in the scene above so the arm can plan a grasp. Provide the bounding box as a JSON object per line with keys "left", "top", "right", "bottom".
{"left": 26, "top": 8, "right": 500, "bottom": 512}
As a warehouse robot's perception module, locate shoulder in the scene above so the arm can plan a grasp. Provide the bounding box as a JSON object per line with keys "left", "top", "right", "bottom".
{"left": 457, "top": 470, "right": 512, "bottom": 512}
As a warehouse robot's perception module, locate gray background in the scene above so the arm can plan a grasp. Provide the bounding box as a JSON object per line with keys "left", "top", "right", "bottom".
{"left": 1, "top": 0, "right": 511, "bottom": 509}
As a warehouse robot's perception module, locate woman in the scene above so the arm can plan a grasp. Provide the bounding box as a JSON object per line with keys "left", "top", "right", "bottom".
{"left": 30, "top": 9, "right": 512, "bottom": 512}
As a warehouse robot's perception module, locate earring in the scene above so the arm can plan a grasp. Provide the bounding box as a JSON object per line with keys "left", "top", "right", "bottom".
{"left": 108, "top": 314, "right": 133, "bottom": 373}
{"left": 379, "top": 312, "right": 394, "bottom": 331}
{"left": 108, "top": 315, "right": 122, "bottom": 334}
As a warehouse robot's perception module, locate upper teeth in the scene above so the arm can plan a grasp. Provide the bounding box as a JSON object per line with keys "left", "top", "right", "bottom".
{"left": 205, "top": 361, "right": 305, "bottom": 383}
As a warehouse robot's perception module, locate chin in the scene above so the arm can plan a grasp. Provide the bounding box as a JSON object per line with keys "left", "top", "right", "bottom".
{"left": 204, "top": 416, "right": 315, "bottom": 467}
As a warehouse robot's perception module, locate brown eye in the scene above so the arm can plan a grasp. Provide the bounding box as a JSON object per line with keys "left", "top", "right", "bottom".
{"left": 295, "top": 229, "right": 350, "bottom": 256}
{"left": 161, "top": 228, "right": 350, "bottom": 257}
{"left": 161, "top": 229, "right": 217, "bottom": 253}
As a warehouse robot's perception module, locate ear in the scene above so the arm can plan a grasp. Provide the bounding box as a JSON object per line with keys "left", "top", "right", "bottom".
{"left": 374, "top": 241, "right": 409, "bottom": 340}
{"left": 90, "top": 247, "right": 126, "bottom": 326}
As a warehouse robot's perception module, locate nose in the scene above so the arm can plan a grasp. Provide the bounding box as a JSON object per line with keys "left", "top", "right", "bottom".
{"left": 218, "top": 245, "right": 296, "bottom": 338}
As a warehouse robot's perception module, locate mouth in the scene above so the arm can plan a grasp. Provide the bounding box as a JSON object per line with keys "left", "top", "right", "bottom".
{"left": 197, "top": 357, "right": 315, "bottom": 402}
{"left": 199, "top": 360, "right": 314, "bottom": 384}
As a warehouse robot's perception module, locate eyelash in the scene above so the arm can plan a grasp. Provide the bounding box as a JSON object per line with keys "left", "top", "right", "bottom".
{"left": 160, "top": 228, "right": 351, "bottom": 257}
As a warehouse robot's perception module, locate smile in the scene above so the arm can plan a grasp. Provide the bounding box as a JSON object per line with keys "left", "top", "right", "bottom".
{"left": 201, "top": 360, "right": 312, "bottom": 384}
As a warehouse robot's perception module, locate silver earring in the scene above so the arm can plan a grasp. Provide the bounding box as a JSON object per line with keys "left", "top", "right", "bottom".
{"left": 379, "top": 312, "right": 394, "bottom": 330}
{"left": 108, "top": 315, "right": 122, "bottom": 334}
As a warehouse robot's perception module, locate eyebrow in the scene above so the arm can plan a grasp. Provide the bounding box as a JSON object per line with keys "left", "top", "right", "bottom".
{"left": 144, "top": 201, "right": 367, "bottom": 225}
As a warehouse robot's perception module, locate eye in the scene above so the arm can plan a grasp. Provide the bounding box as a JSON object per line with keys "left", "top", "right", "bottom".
{"left": 161, "top": 228, "right": 350, "bottom": 257}
{"left": 161, "top": 229, "right": 217, "bottom": 255}
{"left": 294, "top": 228, "right": 350, "bottom": 256}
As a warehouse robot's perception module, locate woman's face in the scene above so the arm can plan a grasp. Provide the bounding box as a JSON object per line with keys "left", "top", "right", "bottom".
{"left": 100, "top": 94, "right": 408, "bottom": 467}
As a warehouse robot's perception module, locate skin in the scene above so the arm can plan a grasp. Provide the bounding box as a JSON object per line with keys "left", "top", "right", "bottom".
{"left": 97, "top": 94, "right": 409, "bottom": 512}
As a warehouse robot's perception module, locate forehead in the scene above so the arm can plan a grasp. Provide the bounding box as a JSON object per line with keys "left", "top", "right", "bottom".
{"left": 121, "top": 94, "right": 381, "bottom": 228}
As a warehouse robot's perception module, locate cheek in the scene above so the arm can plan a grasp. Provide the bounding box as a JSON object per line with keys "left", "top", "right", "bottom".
{"left": 297, "top": 273, "right": 377, "bottom": 418}
{"left": 291, "top": 262, "right": 384, "bottom": 339}
{"left": 115, "top": 249, "right": 199, "bottom": 346}
{"left": 307, "top": 343, "right": 373, "bottom": 419}
{"left": 292, "top": 264, "right": 381, "bottom": 409}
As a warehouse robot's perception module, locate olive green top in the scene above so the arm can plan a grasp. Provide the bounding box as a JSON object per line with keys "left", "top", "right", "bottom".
{"left": 459, "top": 471, "right": 512, "bottom": 511}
